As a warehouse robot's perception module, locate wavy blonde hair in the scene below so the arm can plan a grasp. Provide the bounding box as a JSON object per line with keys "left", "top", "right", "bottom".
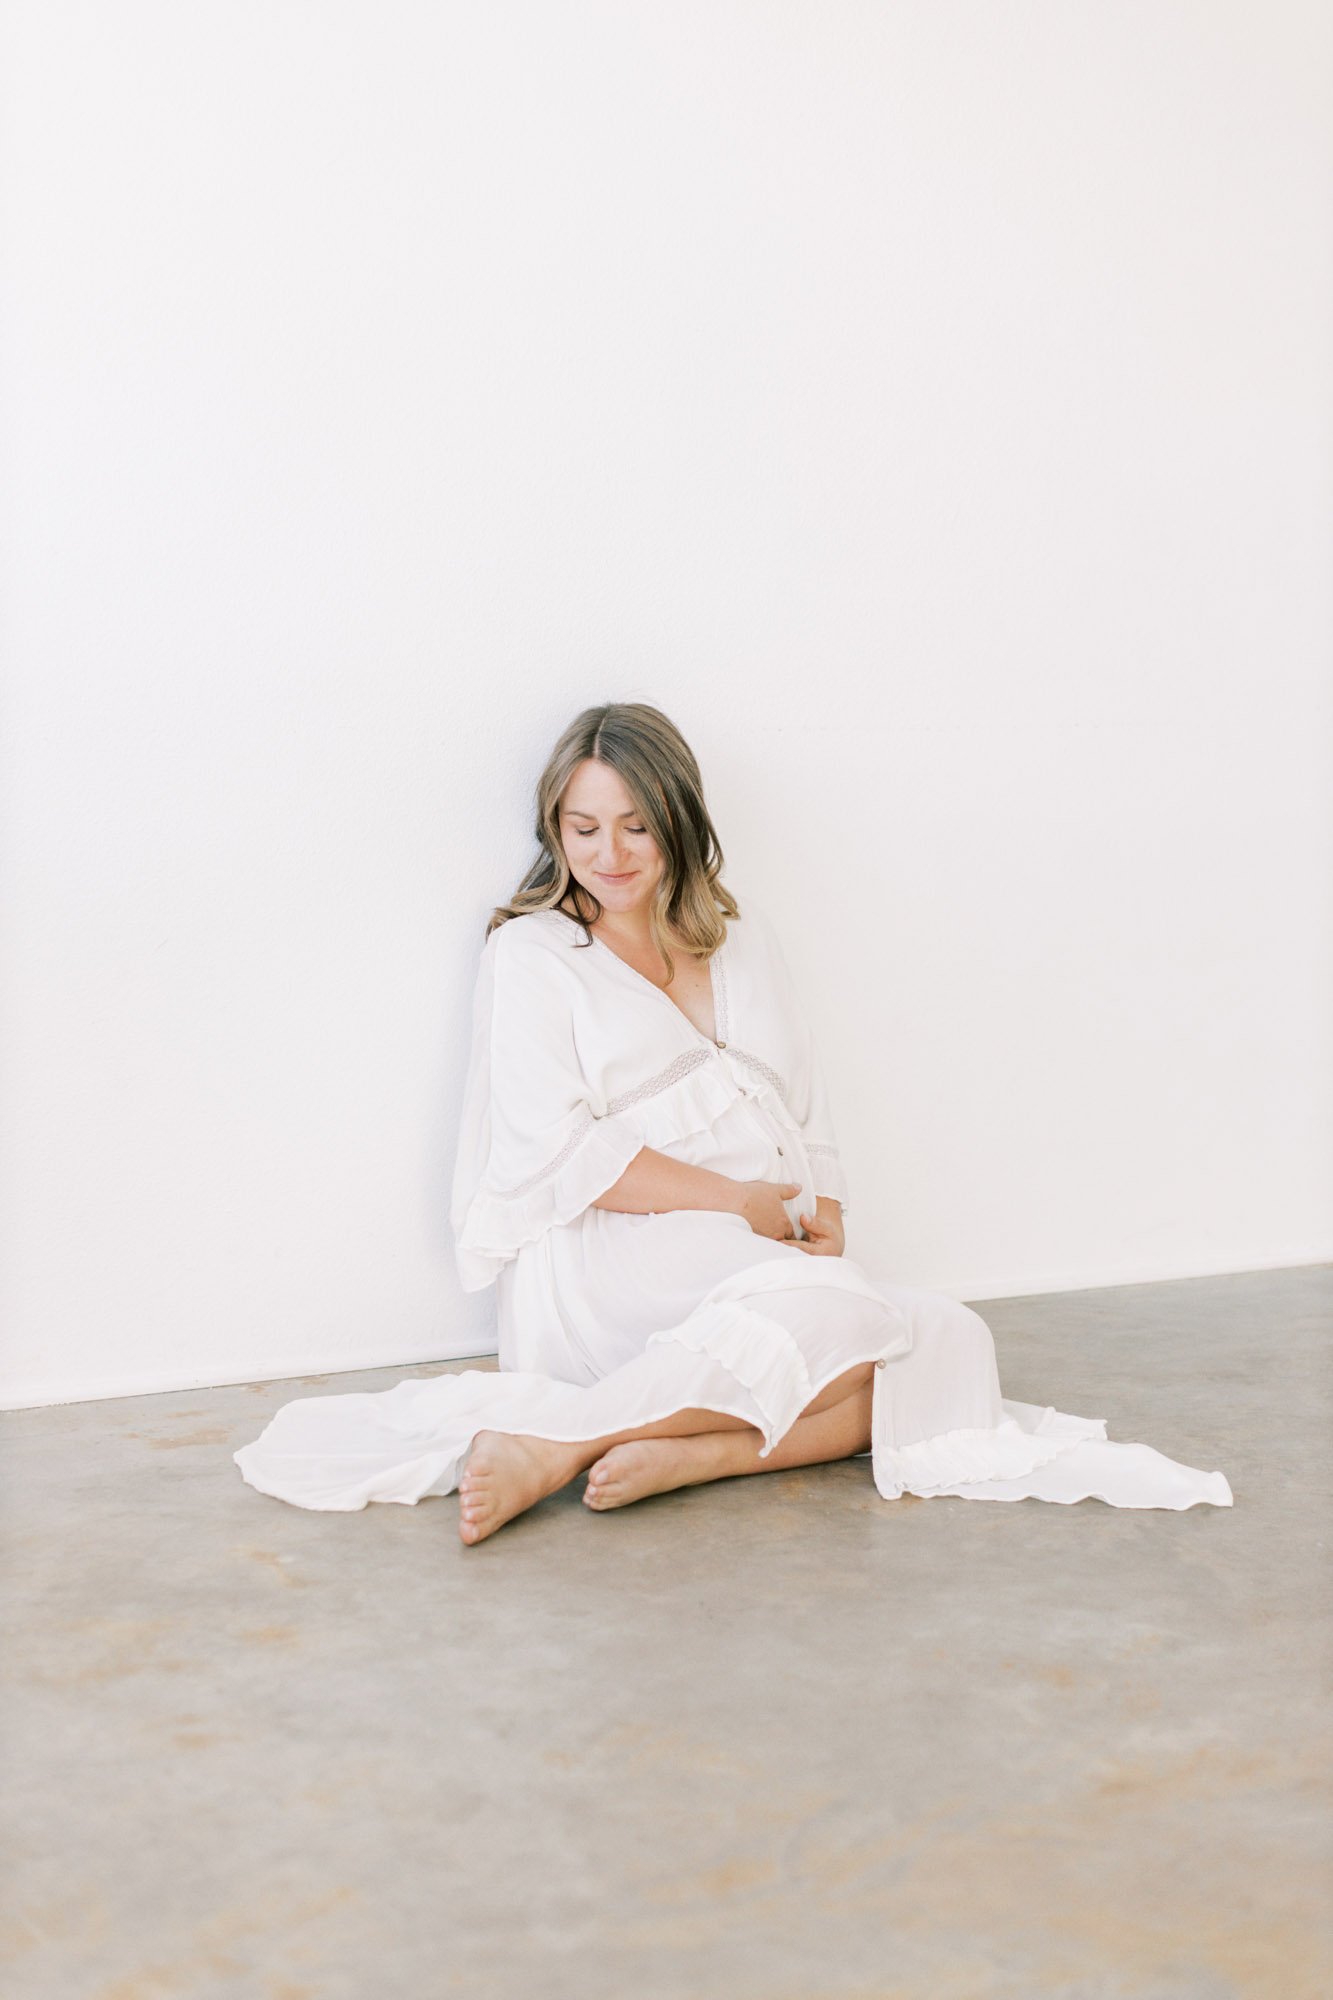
{"left": 485, "top": 703, "right": 741, "bottom": 980}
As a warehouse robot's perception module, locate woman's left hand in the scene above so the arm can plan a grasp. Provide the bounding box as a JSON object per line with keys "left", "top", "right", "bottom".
{"left": 793, "top": 1198, "right": 846, "bottom": 1256}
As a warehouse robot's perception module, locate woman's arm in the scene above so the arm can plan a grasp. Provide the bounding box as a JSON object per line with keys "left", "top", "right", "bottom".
{"left": 591, "top": 1147, "right": 802, "bottom": 1242}
{"left": 590, "top": 1146, "right": 742, "bottom": 1217}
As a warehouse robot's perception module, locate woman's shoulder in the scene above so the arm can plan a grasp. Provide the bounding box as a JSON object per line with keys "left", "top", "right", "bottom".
{"left": 725, "top": 896, "right": 803, "bottom": 987}
{"left": 485, "top": 906, "right": 587, "bottom": 965}
{"left": 726, "top": 893, "right": 781, "bottom": 951}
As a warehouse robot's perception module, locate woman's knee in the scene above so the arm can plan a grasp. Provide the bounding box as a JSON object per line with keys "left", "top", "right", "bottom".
{"left": 803, "top": 1360, "right": 876, "bottom": 1417}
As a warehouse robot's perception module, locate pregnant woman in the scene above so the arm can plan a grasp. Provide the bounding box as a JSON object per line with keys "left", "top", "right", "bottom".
{"left": 235, "top": 702, "right": 1233, "bottom": 1540}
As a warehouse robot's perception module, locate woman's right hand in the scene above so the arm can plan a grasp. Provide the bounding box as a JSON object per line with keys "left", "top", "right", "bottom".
{"left": 732, "top": 1179, "right": 802, "bottom": 1241}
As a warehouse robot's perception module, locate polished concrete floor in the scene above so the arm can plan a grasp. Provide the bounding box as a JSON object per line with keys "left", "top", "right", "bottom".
{"left": 3, "top": 1264, "right": 1329, "bottom": 2000}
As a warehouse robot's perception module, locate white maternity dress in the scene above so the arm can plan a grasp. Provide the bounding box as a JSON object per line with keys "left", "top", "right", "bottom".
{"left": 234, "top": 898, "right": 1233, "bottom": 1513}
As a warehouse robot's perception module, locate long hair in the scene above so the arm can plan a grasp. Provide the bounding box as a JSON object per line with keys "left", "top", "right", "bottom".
{"left": 485, "top": 703, "right": 741, "bottom": 979}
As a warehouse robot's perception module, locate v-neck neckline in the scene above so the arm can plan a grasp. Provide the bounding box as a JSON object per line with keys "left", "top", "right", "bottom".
{"left": 584, "top": 919, "right": 727, "bottom": 1049}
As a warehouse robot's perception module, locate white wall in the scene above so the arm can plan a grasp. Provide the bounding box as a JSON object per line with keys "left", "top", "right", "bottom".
{"left": 2, "top": 2, "right": 1329, "bottom": 1408}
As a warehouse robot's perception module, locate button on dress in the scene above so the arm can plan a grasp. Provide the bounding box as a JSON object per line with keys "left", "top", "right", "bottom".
{"left": 234, "top": 898, "right": 1233, "bottom": 1513}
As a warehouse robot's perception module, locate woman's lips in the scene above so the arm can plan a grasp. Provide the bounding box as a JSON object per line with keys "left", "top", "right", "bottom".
{"left": 598, "top": 872, "right": 637, "bottom": 882}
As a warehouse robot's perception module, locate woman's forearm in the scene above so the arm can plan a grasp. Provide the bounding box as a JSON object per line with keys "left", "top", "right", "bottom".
{"left": 591, "top": 1146, "right": 744, "bottom": 1218}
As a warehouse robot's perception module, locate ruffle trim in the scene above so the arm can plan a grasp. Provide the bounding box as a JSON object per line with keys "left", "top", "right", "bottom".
{"left": 804, "top": 1147, "right": 849, "bottom": 1209}
{"left": 644, "top": 1296, "right": 817, "bottom": 1455}
{"left": 869, "top": 1396, "right": 1109, "bottom": 1500}
{"left": 453, "top": 1053, "right": 745, "bottom": 1292}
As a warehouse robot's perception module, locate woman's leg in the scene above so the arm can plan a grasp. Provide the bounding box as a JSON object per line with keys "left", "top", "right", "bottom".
{"left": 584, "top": 1372, "right": 874, "bottom": 1511}
{"left": 457, "top": 1360, "right": 876, "bottom": 1544}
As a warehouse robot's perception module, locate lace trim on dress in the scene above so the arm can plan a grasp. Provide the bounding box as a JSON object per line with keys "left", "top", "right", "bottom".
{"left": 713, "top": 939, "right": 731, "bottom": 1044}
{"left": 604, "top": 1045, "right": 716, "bottom": 1116}
{"left": 730, "top": 1046, "right": 789, "bottom": 1101}
{"left": 804, "top": 1141, "right": 841, "bottom": 1161}
{"left": 494, "top": 1109, "right": 599, "bottom": 1200}
{"left": 487, "top": 1046, "right": 719, "bottom": 1203}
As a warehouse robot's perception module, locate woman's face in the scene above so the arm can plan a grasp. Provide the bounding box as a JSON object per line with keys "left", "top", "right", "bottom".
{"left": 558, "top": 758, "right": 665, "bottom": 920}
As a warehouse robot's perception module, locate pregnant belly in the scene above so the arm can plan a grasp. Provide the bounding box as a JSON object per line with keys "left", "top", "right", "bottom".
{"left": 496, "top": 1096, "right": 816, "bottom": 1381}
{"left": 651, "top": 1091, "right": 815, "bottom": 1228}
{"left": 552, "top": 1095, "right": 820, "bottom": 1351}
{"left": 557, "top": 1203, "right": 815, "bottom": 1364}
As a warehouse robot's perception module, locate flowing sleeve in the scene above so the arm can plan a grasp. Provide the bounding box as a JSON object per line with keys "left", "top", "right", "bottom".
{"left": 448, "top": 922, "right": 652, "bottom": 1292}
{"left": 761, "top": 905, "right": 850, "bottom": 1215}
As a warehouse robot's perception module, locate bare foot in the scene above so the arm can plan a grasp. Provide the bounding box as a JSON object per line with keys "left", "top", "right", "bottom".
{"left": 457, "top": 1431, "right": 584, "bottom": 1545}
{"left": 583, "top": 1436, "right": 727, "bottom": 1511}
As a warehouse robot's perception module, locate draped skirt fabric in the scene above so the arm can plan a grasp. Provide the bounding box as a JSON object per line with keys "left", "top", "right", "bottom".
{"left": 233, "top": 1223, "right": 1234, "bottom": 1514}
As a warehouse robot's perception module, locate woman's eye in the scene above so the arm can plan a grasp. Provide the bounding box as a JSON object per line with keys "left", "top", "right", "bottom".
{"left": 578, "top": 828, "right": 645, "bottom": 836}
